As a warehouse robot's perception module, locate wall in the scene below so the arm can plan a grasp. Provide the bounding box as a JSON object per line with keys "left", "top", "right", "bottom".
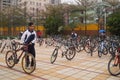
{"left": 0, "top": 24, "right": 100, "bottom": 36}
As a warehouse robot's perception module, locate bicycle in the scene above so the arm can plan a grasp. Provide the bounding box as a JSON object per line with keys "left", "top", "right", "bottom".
{"left": 98, "top": 40, "right": 108, "bottom": 58}
{"left": 51, "top": 40, "right": 76, "bottom": 64}
{"left": 84, "top": 38, "right": 95, "bottom": 56}
{"left": 5, "top": 42, "right": 36, "bottom": 74}
{"left": 108, "top": 47, "right": 120, "bottom": 76}
{"left": 37, "top": 37, "right": 44, "bottom": 46}
{"left": 0, "top": 39, "right": 18, "bottom": 53}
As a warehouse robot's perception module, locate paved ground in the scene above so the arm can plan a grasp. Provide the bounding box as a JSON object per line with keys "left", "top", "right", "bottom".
{"left": 0, "top": 42, "right": 120, "bottom": 80}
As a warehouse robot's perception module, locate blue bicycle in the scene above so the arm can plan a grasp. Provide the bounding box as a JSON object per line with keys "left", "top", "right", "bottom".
{"left": 98, "top": 40, "right": 108, "bottom": 58}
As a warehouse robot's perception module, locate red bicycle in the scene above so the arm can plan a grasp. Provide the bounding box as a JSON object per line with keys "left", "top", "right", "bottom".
{"left": 108, "top": 47, "right": 120, "bottom": 76}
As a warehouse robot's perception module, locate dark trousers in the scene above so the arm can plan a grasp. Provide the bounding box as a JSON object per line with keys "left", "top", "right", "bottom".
{"left": 28, "top": 43, "right": 35, "bottom": 57}
{"left": 26, "top": 43, "right": 35, "bottom": 66}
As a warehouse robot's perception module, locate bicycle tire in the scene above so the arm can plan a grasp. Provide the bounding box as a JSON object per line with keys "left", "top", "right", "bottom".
{"left": 90, "top": 50, "right": 93, "bottom": 56}
{"left": 84, "top": 44, "right": 91, "bottom": 53}
{"left": 0, "top": 42, "right": 2, "bottom": 48}
{"left": 76, "top": 44, "right": 83, "bottom": 52}
{"left": 1, "top": 43, "right": 6, "bottom": 53}
{"left": 108, "top": 57, "right": 120, "bottom": 76}
{"left": 102, "top": 46, "right": 108, "bottom": 55}
{"left": 65, "top": 48, "right": 76, "bottom": 60}
{"left": 98, "top": 46, "right": 102, "bottom": 58}
{"left": 22, "top": 53, "right": 36, "bottom": 74}
{"left": 93, "top": 45, "right": 98, "bottom": 52}
{"left": 5, "top": 51, "right": 16, "bottom": 68}
{"left": 50, "top": 48, "right": 58, "bottom": 64}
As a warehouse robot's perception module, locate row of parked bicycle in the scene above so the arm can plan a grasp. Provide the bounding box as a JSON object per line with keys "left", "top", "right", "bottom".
{"left": 37, "top": 35, "right": 120, "bottom": 76}
{"left": 37, "top": 35, "right": 120, "bottom": 59}
{"left": 0, "top": 35, "right": 120, "bottom": 76}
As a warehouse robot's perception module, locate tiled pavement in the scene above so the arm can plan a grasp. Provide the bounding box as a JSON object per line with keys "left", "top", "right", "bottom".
{"left": 0, "top": 42, "right": 120, "bottom": 80}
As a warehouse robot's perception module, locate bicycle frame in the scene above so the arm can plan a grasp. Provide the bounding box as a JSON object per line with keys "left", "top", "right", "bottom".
{"left": 15, "top": 49, "right": 24, "bottom": 62}
{"left": 55, "top": 43, "right": 66, "bottom": 55}
{"left": 114, "top": 50, "right": 120, "bottom": 65}
{"left": 13, "top": 45, "right": 28, "bottom": 64}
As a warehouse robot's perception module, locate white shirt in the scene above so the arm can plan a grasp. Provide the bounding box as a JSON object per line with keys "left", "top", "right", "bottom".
{"left": 21, "top": 30, "right": 37, "bottom": 43}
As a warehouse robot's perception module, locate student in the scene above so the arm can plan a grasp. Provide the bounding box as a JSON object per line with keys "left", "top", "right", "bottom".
{"left": 71, "top": 30, "right": 78, "bottom": 40}
{"left": 21, "top": 22, "right": 37, "bottom": 67}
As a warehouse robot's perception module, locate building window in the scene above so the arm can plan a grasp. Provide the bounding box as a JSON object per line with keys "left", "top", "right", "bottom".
{"left": 51, "top": 0, "right": 55, "bottom": 4}
{"left": 39, "top": 3, "right": 41, "bottom": 6}
{"left": 33, "top": 2, "right": 35, "bottom": 5}
{"left": 30, "top": 1, "right": 32, "bottom": 5}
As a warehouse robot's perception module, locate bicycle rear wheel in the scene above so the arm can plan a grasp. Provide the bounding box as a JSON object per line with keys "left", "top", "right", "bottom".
{"left": 108, "top": 57, "right": 120, "bottom": 76}
{"left": 22, "top": 53, "right": 36, "bottom": 74}
{"left": 102, "top": 46, "right": 108, "bottom": 55}
{"left": 65, "top": 48, "right": 76, "bottom": 60}
{"left": 50, "top": 49, "right": 58, "bottom": 64}
{"left": 84, "top": 45, "right": 91, "bottom": 53}
{"left": 5, "top": 51, "right": 16, "bottom": 68}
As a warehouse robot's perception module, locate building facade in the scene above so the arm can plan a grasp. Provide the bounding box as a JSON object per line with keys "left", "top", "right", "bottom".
{"left": 0, "top": 0, "right": 18, "bottom": 9}
{"left": 51, "top": 0, "right": 61, "bottom": 5}
{"left": 0, "top": 0, "right": 61, "bottom": 17}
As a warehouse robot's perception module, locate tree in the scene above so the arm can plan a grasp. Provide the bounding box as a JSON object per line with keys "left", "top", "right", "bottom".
{"left": 107, "top": 9, "right": 120, "bottom": 36}
{"left": 103, "top": 0, "right": 120, "bottom": 12}
{"left": 0, "top": 3, "right": 30, "bottom": 35}
{"left": 67, "top": 4, "right": 84, "bottom": 30}
{"left": 44, "top": 5, "right": 64, "bottom": 35}
{"left": 94, "top": 1, "right": 111, "bottom": 31}
{"left": 75, "top": 0, "right": 97, "bottom": 35}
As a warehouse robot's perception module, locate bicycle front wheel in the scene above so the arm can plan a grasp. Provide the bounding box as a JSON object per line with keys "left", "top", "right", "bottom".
{"left": 50, "top": 49, "right": 58, "bottom": 64}
{"left": 22, "top": 53, "right": 36, "bottom": 74}
{"left": 5, "top": 51, "right": 16, "bottom": 68}
{"left": 108, "top": 57, "right": 120, "bottom": 76}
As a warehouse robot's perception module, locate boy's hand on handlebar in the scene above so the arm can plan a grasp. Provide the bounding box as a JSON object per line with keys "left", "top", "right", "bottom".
{"left": 29, "top": 42, "right": 32, "bottom": 45}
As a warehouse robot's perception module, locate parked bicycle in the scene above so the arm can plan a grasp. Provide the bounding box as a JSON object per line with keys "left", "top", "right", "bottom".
{"left": 84, "top": 38, "right": 96, "bottom": 56}
{"left": 51, "top": 40, "right": 76, "bottom": 64}
{"left": 98, "top": 40, "right": 108, "bottom": 58}
{"left": 108, "top": 47, "right": 120, "bottom": 76}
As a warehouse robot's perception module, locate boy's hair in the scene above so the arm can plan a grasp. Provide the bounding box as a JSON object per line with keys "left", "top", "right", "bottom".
{"left": 28, "top": 22, "right": 34, "bottom": 26}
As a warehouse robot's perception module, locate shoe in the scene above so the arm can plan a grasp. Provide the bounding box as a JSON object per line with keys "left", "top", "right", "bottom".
{"left": 25, "top": 63, "right": 29, "bottom": 69}
{"left": 113, "top": 64, "right": 118, "bottom": 66}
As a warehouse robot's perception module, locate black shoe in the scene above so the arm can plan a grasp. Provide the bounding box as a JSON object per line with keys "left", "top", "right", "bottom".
{"left": 113, "top": 64, "right": 118, "bottom": 66}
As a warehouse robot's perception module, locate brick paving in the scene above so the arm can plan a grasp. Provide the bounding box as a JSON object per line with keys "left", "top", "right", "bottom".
{"left": 0, "top": 42, "right": 120, "bottom": 80}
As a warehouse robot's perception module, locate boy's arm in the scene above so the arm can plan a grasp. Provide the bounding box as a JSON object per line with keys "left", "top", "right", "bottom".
{"left": 31, "top": 31, "right": 37, "bottom": 43}
{"left": 21, "top": 31, "right": 27, "bottom": 43}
